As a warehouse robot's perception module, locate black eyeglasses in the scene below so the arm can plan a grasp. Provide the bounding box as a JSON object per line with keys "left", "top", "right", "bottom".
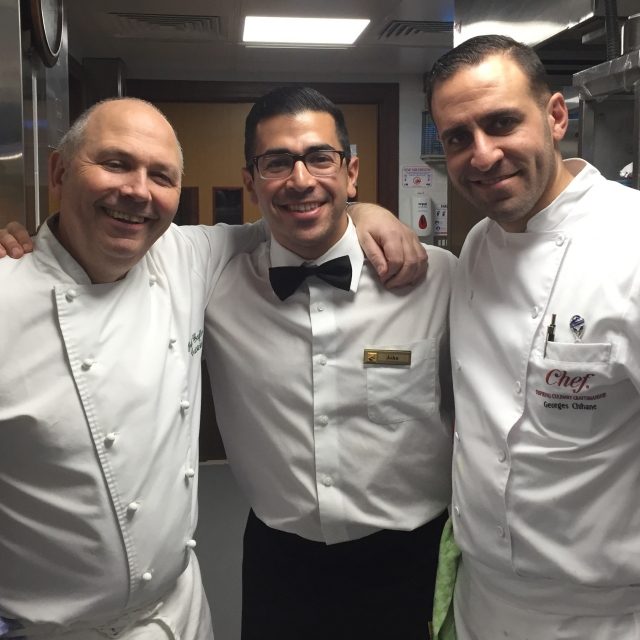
{"left": 252, "top": 149, "right": 346, "bottom": 180}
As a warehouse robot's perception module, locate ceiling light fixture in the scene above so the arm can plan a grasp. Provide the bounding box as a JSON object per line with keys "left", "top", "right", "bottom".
{"left": 243, "top": 16, "right": 370, "bottom": 46}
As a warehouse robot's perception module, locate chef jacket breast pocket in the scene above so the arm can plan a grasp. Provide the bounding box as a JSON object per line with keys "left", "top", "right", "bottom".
{"left": 365, "top": 338, "right": 436, "bottom": 426}
{"left": 543, "top": 341, "right": 612, "bottom": 365}
{"left": 530, "top": 341, "right": 616, "bottom": 436}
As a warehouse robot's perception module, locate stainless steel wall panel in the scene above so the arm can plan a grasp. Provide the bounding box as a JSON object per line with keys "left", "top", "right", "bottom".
{"left": 0, "top": 0, "right": 26, "bottom": 229}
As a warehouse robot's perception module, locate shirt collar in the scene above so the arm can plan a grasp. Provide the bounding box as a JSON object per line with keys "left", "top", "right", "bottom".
{"left": 269, "top": 215, "right": 364, "bottom": 292}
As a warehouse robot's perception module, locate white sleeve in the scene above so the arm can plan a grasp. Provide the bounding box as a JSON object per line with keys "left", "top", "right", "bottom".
{"left": 174, "top": 220, "right": 267, "bottom": 298}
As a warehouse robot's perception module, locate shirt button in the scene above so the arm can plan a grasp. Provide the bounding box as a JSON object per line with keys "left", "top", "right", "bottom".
{"left": 531, "top": 306, "right": 539, "bottom": 319}
{"left": 514, "top": 381, "right": 522, "bottom": 394}
{"left": 318, "top": 415, "right": 329, "bottom": 427}
{"left": 322, "top": 475, "right": 334, "bottom": 487}
{"left": 556, "top": 234, "right": 565, "bottom": 246}
{"left": 317, "top": 303, "right": 325, "bottom": 312}
{"left": 454, "top": 431, "right": 460, "bottom": 441}
{"left": 318, "top": 355, "right": 327, "bottom": 366}
{"left": 186, "top": 539, "right": 197, "bottom": 549}
{"left": 127, "top": 501, "right": 140, "bottom": 514}
{"left": 185, "top": 467, "right": 196, "bottom": 478}
{"left": 497, "top": 450, "right": 507, "bottom": 463}
{"left": 149, "top": 274, "right": 158, "bottom": 286}
{"left": 453, "top": 505, "right": 461, "bottom": 517}
{"left": 81, "top": 358, "right": 94, "bottom": 371}
{"left": 497, "top": 525, "right": 505, "bottom": 538}
{"left": 455, "top": 359, "right": 461, "bottom": 371}
{"left": 180, "top": 400, "right": 190, "bottom": 413}
{"left": 65, "top": 288, "right": 78, "bottom": 302}
{"left": 169, "top": 338, "right": 177, "bottom": 349}
{"left": 141, "top": 571, "right": 153, "bottom": 582}
{"left": 104, "top": 432, "right": 117, "bottom": 447}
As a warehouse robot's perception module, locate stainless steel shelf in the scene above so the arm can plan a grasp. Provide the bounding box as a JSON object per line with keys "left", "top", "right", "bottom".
{"left": 573, "top": 49, "right": 640, "bottom": 190}
{"left": 573, "top": 49, "right": 640, "bottom": 98}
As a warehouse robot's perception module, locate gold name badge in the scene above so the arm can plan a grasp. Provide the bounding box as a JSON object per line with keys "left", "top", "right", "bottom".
{"left": 363, "top": 349, "right": 411, "bottom": 366}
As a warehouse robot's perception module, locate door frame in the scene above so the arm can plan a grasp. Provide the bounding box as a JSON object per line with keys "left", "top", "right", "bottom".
{"left": 126, "top": 80, "right": 399, "bottom": 213}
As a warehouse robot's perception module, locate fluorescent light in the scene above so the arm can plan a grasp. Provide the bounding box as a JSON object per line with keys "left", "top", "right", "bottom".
{"left": 243, "top": 16, "right": 370, "bottom": 45}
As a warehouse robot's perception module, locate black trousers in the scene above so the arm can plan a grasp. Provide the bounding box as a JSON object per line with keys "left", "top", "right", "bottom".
{"left": 241, "top": 509, "right": 447, "bottom": 640}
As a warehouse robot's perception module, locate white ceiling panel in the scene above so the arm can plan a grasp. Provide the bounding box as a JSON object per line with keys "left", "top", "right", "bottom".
{"left": 65, "top": 0, "right": 453, "bottom": 79}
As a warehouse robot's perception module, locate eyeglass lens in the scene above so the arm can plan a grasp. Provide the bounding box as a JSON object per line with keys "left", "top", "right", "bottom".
{"left": 258, "top": 150, "right": 343, "bottom": 178}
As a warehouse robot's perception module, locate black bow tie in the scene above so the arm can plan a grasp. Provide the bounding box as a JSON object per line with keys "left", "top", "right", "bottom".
{"left": 269, "top": 256, "right": 352, "bottom": 301}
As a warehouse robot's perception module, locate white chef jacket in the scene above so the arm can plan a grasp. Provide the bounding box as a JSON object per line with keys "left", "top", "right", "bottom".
{"left": 0, "top": 217, "right": 263, "bottom": 631}
{"left": 205, "top": 218, "right": 455, "bottom": 544}
{"left": 451, "top": 159, "right": 640, "bottom": 615}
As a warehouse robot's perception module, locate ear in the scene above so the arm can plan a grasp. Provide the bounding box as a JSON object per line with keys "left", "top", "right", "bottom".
{"left": 546, "top": 92, "right": 569, "bottom": 143}
{"left": 346, "top": 156, "right": 359, "bottom": 199}
{"left": 241, "top": 167, "right": 259, "bottom": 205}
{"left": 49, "top": 151, "right": 66, "bottom": 198}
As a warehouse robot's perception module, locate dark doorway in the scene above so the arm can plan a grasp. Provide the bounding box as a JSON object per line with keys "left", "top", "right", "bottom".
{"left": 174, "top": 186, "right": 199, "bottom": 226}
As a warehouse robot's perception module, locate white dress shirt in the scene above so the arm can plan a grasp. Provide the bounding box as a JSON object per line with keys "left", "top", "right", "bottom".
{"left": 0, "top": 218, "right": 263, "bottom": 631}
{"left": 451, "top": 160, "right": 640, "bottom": 617}
{"left": 205, "top": 218, "right": 455, "bottom": 544}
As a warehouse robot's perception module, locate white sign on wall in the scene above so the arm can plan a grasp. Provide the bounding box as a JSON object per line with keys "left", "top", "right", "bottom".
{"left": 402, "top": 164, "right": 432, "bottom": 188}
{"left": 434, "top": 204, "right": 448, "bottom": 236}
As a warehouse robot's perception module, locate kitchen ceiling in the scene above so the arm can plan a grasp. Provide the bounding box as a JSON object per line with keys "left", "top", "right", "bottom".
{"left": 65, "top": 0, "right": 455, "bottom": 81}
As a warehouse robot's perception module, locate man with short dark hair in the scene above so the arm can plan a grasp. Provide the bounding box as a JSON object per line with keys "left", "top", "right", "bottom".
{"left": 428, "top": 35, "right": 640, "bottom": 638}
{"left": 205, "top": 86, "right": 456, "bottom": 640}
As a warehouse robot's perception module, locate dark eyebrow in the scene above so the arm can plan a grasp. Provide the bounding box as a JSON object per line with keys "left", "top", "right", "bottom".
{"left": 440, "top": 108, "right": 523, "bottom": 140}
{"left": 481, "top": 108, "right": 522, "bottom": 123}
{"left": 259, "top": 144, "right": 338, "bottom": 156}
{"left": 439, "top": 124, "right": 467, "bottom": 141}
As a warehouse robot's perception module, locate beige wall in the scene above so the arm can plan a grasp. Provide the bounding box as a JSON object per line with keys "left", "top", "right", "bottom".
{"left": 157, "top": 102, "right": 378, "bottom": 225}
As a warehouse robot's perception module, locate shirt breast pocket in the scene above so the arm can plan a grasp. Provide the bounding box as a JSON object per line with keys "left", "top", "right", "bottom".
{"left": 365, "top": 338, "right": 436, "bottom": 426}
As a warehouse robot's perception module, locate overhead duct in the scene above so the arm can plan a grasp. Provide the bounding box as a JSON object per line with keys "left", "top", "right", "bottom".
{"left": 453, "top": 0, "right": 597, "bottom": 47}
{"left": 107, "top": 12, "right": 225, "bottom": 41}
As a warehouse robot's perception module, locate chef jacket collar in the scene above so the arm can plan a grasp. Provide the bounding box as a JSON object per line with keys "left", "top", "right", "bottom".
{"left": 525, "top": 159, "right": 600, "bottom": 233}
{"left": 31, "top": 214, "right": 94, "bottom": 284}
{"left": 34, "top": 214, "right": 147, "bottom": 286}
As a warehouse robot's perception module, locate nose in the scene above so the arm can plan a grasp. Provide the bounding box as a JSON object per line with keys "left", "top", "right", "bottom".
{"left": 469, "top": 131, "right": 503, "bottom": 172}
{"left": 120, "top": 170, "right": 152, "bottom": 201}
{"left": 286, "top": 159, "right": 316, "bottom": 190}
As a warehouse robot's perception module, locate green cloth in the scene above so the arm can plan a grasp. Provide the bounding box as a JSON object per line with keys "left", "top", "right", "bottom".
{"left": 431, "top": 516, "right": 460, "bottom": 640}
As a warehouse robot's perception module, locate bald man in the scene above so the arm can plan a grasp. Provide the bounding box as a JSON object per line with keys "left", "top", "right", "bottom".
{"left": 0, "top": 97, "right": 426, "bottom": 639}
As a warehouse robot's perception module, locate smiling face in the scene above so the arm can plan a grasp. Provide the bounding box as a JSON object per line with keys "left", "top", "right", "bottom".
{"left": 431, "top": 54, "right": 571, "bottom": 232}
{"left": 51, "top": 99, "right": 182, "bottom": 282}
{"left": 242, "top": 110, "right": 358, "bottom": 259}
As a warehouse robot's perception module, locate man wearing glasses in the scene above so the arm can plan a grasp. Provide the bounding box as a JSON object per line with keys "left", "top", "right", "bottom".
{"left": 204, "top": 86, "right": 456, "bottom": 640}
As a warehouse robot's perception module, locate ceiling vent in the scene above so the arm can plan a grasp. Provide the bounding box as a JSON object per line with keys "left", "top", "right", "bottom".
{"left": 107, "top": 13, "right": 224, "bottom": 41}
{"left": 377, "top": 20, "right": 453, "bottom": 46}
